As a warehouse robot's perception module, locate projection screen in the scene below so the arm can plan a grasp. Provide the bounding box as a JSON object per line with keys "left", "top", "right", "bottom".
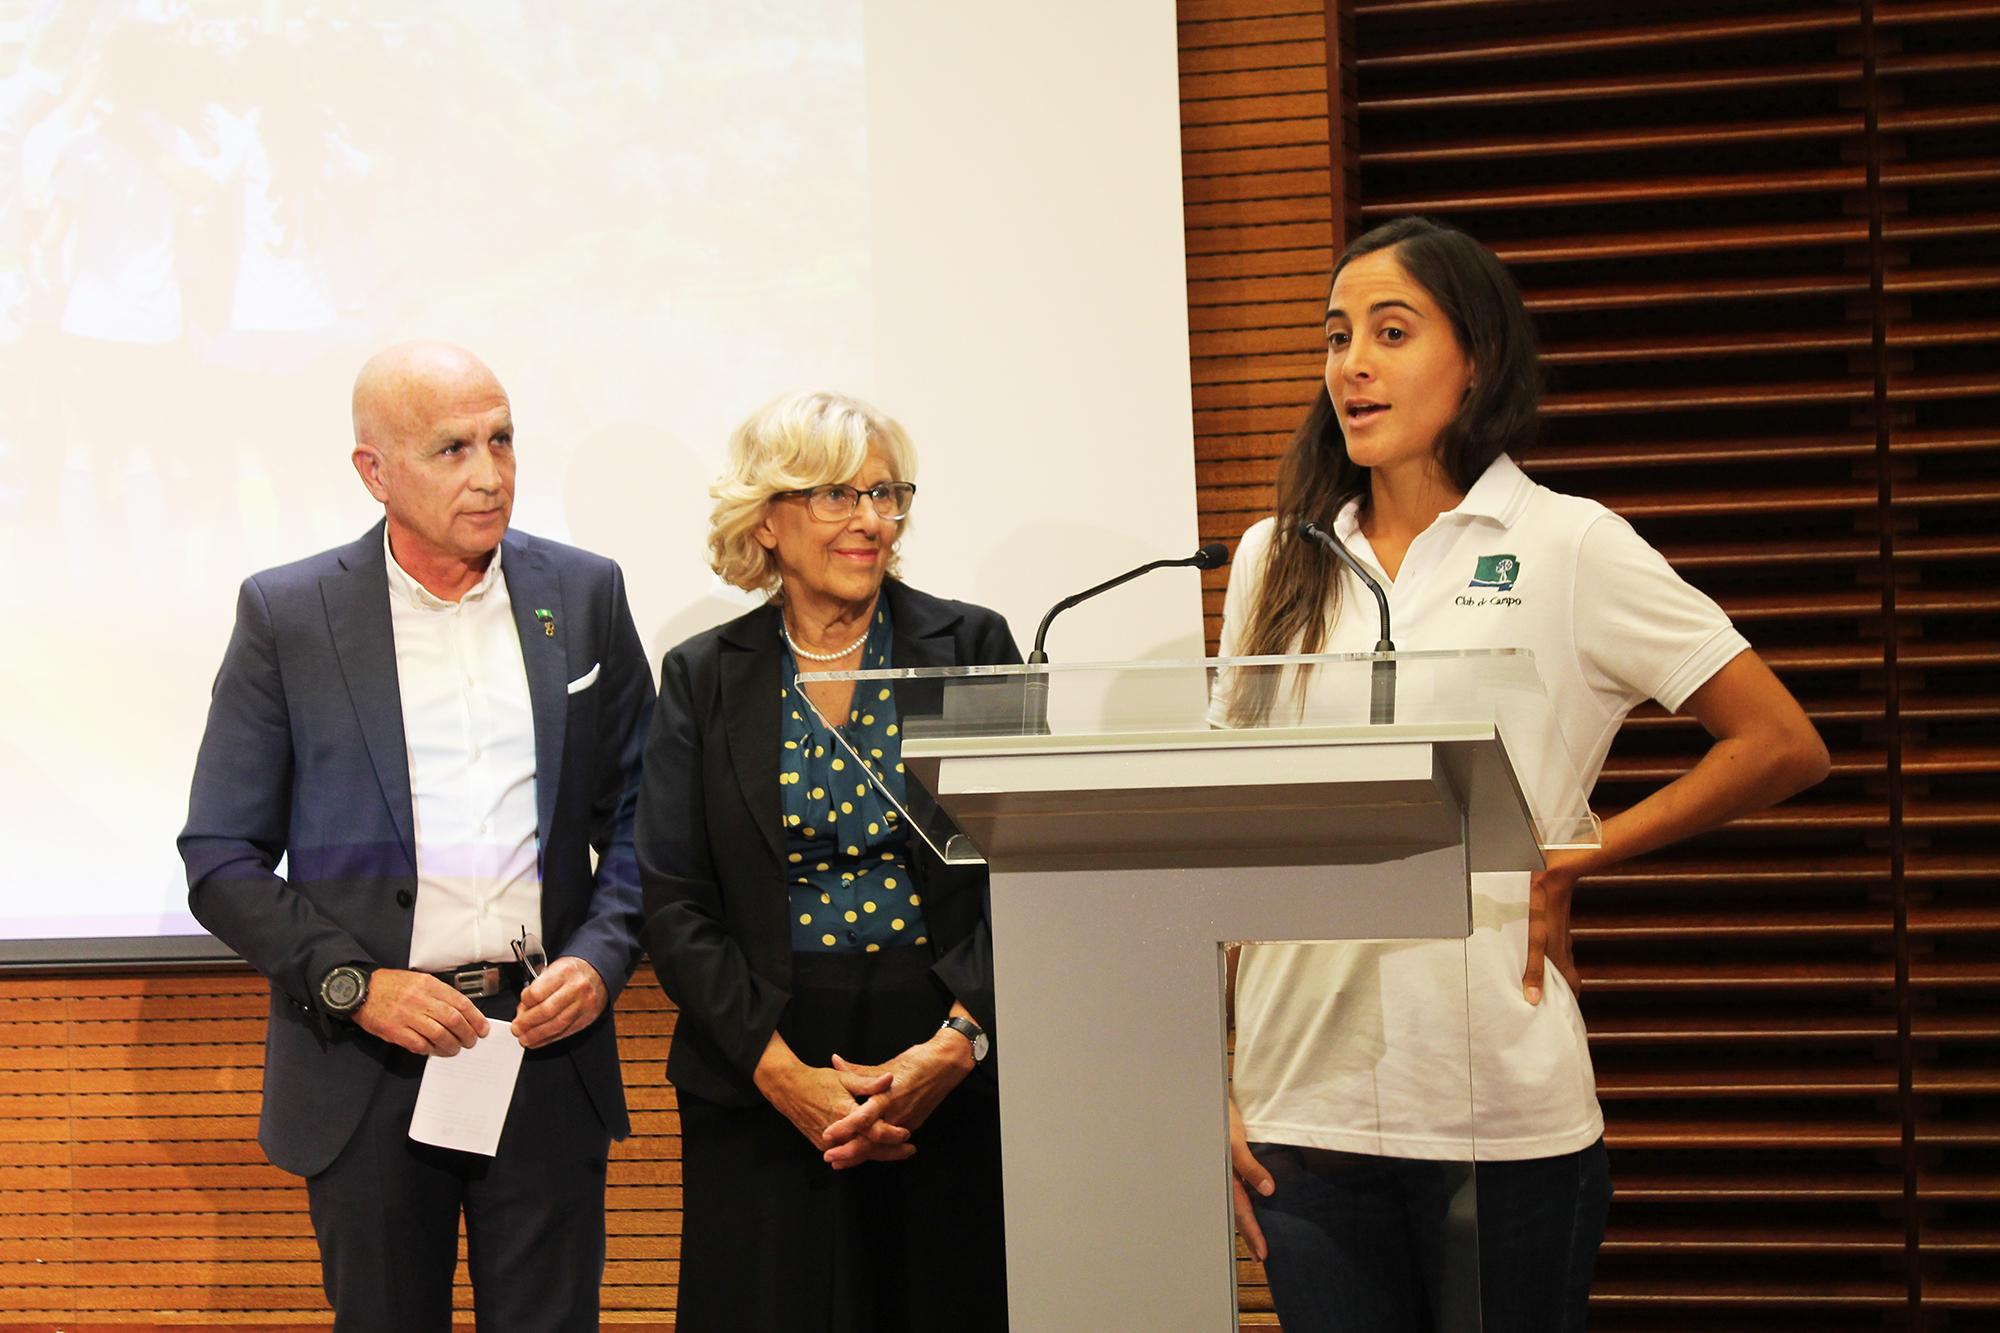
{"left": 0, "top": 0, "right": 1201, "bottom": 965}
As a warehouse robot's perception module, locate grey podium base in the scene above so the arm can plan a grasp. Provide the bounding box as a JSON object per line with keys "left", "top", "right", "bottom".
{"left": 986, "top": 847, "right": 1473, "bottom": 1331}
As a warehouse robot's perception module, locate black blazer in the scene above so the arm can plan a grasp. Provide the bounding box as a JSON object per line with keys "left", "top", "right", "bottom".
{"left": 179, "top": 523, "right": 656, "bottom": 1176}
{"left": 636, "top": 580, "right": 1021, "bottom": 1107}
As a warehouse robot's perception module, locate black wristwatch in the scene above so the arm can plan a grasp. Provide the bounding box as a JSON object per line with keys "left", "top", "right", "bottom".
{"left": 318, "top": 963, "right": 374, "bottom": 1018}
{"left": 939, "top": 1016, "right": 990, "bottom": 1063}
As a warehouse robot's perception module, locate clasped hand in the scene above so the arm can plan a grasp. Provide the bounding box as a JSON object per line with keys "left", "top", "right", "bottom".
{"left": 759, "top": 1030, "right": 975, "bottom": 1170}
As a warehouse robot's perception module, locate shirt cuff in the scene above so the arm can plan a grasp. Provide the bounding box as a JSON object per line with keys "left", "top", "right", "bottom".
{"left": 1654, "top": 626, "right": 1752, "bottom": 713}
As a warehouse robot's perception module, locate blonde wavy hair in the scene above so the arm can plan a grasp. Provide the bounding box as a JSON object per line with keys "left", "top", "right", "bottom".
{"left": 708, "top": 390, "right": 919, "bottom": 597}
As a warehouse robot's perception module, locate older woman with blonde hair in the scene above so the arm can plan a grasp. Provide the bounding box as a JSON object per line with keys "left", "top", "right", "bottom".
{"left": 637, "top": 391, "right": 1016, "bottom": 1331}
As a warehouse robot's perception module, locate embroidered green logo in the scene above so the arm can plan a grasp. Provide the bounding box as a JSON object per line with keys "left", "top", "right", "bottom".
{"left": 1469, "top": 554, "right": 1519, "bottom": 590}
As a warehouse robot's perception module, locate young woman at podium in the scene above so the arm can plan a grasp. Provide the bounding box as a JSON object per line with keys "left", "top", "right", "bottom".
{"left": 1216, "top": 218, "right": 1829, "bottom": 1333}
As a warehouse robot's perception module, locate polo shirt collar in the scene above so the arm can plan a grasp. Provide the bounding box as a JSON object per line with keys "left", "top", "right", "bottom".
{"left": 1328, "top": 453, "right": 1533, "bottom": 545}
{"left": 1452, "top": 453, "right": 1532, "bottom": 527}
{"left": 1332, "top": 494, "right": 1366, "bottom": 543}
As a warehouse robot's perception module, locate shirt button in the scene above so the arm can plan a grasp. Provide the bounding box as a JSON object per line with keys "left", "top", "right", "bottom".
{"left": 846, "top": 930, "right": 858, "bottom": 943}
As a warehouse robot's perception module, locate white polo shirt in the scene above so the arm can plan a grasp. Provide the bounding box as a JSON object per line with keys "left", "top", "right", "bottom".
{"left": 1221, "top": 454, "right": 1748, "bottom": 1160}
{"left": 385, "top": 534, "right": 543, "bottom": 972}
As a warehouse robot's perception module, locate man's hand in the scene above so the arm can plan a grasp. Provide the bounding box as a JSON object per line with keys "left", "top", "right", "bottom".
{"left": 355, "top": 968, "right": 490, "bottom": 1056}
{"left": 755, "top": 1045, "right": 911, "bottom": 1166}
{"left": 1228, "top": 1096, "right": 1273, "bottom": 1262}
{"left": 824, "top": 1027, "right": 975, "bottom": 1168}
{"left": 1524, "top": 852, "right": 1587, "bottom": 1006}
{"left": 513, "top": 956, "right": 609, "bottom": 1049}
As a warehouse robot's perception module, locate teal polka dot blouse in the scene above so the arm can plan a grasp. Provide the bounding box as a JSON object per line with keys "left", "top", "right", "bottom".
{"left": 779, "top": 603, "right": 928, "bottom": 952}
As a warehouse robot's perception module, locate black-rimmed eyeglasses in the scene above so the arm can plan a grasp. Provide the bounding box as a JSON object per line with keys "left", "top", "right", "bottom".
{"left": 775, "top": 481, "right": 917, "bottom": 523}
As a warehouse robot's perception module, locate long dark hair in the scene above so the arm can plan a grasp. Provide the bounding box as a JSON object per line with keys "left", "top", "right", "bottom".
{"left": 1228, "top": 217, "right": 1541, "bottom": 723}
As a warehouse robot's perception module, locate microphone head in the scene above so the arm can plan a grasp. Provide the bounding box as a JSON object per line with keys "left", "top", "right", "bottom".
{"left": 1192, "top": 542, "right": 1229, "bottom": 570}
{"left": 1297, "top": 518, "right": 1325, "bottom": 542}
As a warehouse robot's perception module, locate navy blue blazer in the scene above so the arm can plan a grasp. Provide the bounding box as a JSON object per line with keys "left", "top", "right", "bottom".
{"left": 637, "top": 579, "right": 1020, "bottom": 1107}
{"left": 179, "top": 522, "right": 656, "bottom": 1177}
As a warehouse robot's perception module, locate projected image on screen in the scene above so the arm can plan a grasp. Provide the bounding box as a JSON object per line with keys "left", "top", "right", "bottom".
{"left": 0, "top": 0, "right": 871, "bottom": 955}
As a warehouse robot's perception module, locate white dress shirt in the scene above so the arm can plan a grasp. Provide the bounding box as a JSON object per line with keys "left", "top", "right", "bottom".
{"left": 384, "top": 532, "right": 542, "bottom": 971}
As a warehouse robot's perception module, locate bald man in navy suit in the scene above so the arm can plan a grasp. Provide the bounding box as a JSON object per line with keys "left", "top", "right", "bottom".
{"left": 180, "top": 342, "right": 655, "bottom": 1331}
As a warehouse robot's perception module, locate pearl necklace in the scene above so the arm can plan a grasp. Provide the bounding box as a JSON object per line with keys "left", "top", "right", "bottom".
{"left": 782, "top": 621, "right": 869, "bottom": 663}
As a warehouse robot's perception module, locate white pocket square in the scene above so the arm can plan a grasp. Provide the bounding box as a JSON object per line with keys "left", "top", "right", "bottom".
{"left": 566, "top": 663, "right": 601, "bottom": 695}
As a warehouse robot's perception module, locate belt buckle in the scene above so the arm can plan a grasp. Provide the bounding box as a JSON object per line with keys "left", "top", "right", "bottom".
{"left": 450, "top": 965, "right": 499, "bottom": 997}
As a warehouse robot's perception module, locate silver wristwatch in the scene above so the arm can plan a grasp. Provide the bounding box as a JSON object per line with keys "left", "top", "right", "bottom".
{"left": 939, "top": 1015, "right": 990, "bottom": 1063}
{"left": 318, "top": 963, "right": 373, "bottom": 1018}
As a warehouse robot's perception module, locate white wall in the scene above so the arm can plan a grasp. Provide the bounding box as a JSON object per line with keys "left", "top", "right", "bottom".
{"left": 864, "top": 0, "right": 1203, "bottom": 663}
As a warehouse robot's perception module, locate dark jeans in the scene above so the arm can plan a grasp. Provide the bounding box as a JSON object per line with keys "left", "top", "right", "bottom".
{"left": 1249, "top": 1138, "right": 1612, "bottom": 1333}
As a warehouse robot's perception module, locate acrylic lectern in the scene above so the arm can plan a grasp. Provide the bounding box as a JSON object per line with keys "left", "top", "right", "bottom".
{"left": 801, "top": 650, "right": 1598, "bottom": 1331}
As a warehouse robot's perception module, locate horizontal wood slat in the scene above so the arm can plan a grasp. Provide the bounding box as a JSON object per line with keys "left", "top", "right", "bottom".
{"left": 1362, "top": 58, "right": 1865, "bottom": 113}
{"left": 1363, "top": 165, "right": 1869, "bottom": 215}
{"left": 1359, "top": 112, "right": 1864, "bottom": 164}
{"left": 1353, "top": 11, "right": 1860, "bottom": 69}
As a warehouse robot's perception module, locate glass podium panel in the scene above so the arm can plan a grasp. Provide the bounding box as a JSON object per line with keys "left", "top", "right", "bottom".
{"left": 791, "top": 652, "right": 1601, "bottom": 1331}
{"left": 794, "top": 650, "right": 1599, "bottom": 867}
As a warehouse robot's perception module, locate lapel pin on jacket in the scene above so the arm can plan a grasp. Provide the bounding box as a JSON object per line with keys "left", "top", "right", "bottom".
{"left": 534, "top": 608, "right": 556, "bottom": 638}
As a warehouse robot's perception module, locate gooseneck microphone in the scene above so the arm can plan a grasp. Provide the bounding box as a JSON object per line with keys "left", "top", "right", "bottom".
{"left": 1028, "top": 542, "right": 1229, "bottom": 664}
{"left": 1297, "top": 520, "right": 1396, "bottom": 725}
{"left": 1021, "top": 543, "right": 1229, "bottom": 733}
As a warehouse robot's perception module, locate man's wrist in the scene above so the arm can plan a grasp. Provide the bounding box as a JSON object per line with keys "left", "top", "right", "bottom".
{"left": 317, "top": 962, "right": 375, "bottom": 1019}
{"left": 565, "top": 955, "right": 608, "bottom": 996}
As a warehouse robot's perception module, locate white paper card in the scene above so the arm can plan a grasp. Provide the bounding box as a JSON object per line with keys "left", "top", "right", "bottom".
{"left": 407, "top": 1020, "right": 525, "bottom": 1156}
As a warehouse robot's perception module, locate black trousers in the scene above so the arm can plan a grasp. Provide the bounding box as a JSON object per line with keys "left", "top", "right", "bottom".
{"left": 676, "top": 946, "right": 1008, "bottom": 1333}
{"left": 304, "top": 990, "right": 612, "bottom": 1333}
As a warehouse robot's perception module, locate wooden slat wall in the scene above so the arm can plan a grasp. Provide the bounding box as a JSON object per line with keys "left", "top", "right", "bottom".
{"left": 1182, "top": 0, "right": 1343, "bottom": 656}
{"left": 0, "top": 971, "right": 678, "bottom": 1327}
{"left": 1182, "top": 0, "right": 1999, "bottom": 1326}
{"left": 1882, "top": 1, "right": 2000, "bottom": 1319}
{"left": 1179, "top": 0, "right": 1341, "bottom": 1322}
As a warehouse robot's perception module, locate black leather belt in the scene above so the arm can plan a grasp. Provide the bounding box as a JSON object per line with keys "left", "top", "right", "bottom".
{"left": 429, "top": 961, "right": 530, "bottom": 997}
